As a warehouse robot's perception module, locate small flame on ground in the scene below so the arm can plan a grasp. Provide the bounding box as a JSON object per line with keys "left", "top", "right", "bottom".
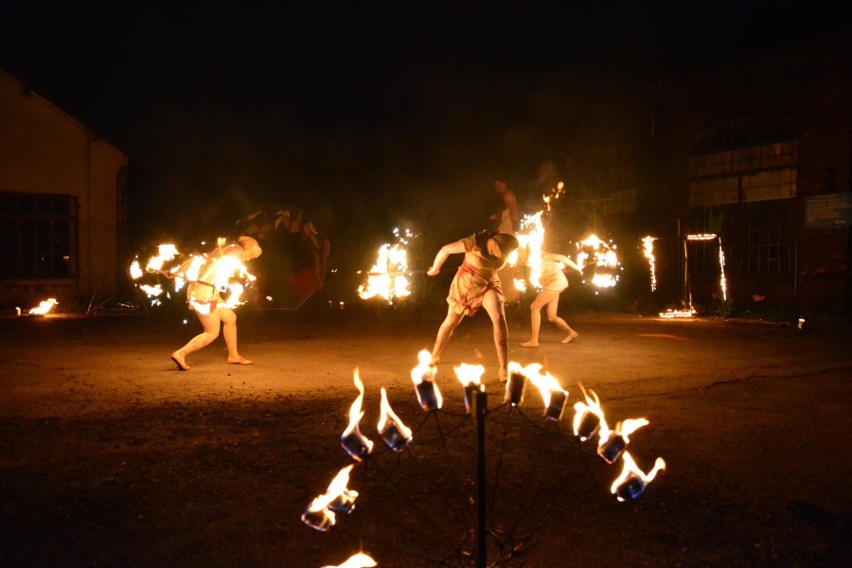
{"left": 28, "top": 298, "right": 58, "bottom": 315}
{"left": 659, "top": 308, "right": 697, "bottom": 319}
{"left": 322, "top": 552, "right": 377, "bottom": 568}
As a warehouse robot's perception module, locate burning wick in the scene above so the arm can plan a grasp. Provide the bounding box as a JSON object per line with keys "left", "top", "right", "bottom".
{"left": 322, "top": 552, "right": 377, "bottom": 568}
{"left": 301, "top": 465, "right": 359, "bottom": 532}
{"left": 377, "top": 387, "right": 412, "bottom": 452}
{"left": 411, "top": 350, "right": 443, "bottom": 411}
{"left": 572, "top": 384, "right": 606, "bottom": 441}
{"left": 504, "top": 362, "right": 527, "bottom": 406}
{"left": 597, "top": 418, "right": 650, "bottom": 464}
{"left": 454, "top": 363, "right": 485, "bottom": 413}
{"left": 524, "top": 363, "right": 569, "bottom": 420}
{"left": 611, "top": 451, "right": 666, "bottom": 501}
{"left": 340, "top": 369, "right": 375, "bottom": 462}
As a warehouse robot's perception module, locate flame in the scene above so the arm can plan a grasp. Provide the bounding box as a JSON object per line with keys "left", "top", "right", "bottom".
{"left": 322, "top": 553, "right": 377, "bottom": 568}
{"left": 129, "top": 260, "right": 143, "bottom": 280}
{"left": 510, "top": 212, "right": 546, "bottom": 290}
{"left": 610, "top": 451, "right": 666, "bottom": 501}
{"left": 28, "top": 298, "right": 58, "bottom": 315}
{"left": 454, "top": 363, "right": 485, "bottom": 388}
{"left": 341, "top": 369, "right": 374, "bottom": 459}
{"left": 718, "top": 237, "right": 728, "bottom": 302}
{"left": 145, "top": 243, "right": 179, "bottom": 273}
{"left": 377, "top": 387, "right": 412, "bottom": 441}
{"left": 523, "top": 363, "right": 567, "bottom": 410}
{"left": 642, "top": 236, "right": 657, "bottom": 292}
{"left": 303, "top": 464, "right": 358, "bottom": 529}
{"left": 411, "top": 350, "right": 443, "bottom": 409}
{"left": 575, "top": 235, "right": 621, "bottom": 289}
{"left": 659, "top": 308, "right": 696, "bottom": 319}
{"left": 357, "top": 228, "right": 413, "bottom": 302}
{"left": 599, "top": 417, "right": 650, "bottom": 448}
{"left": 572, "top": 385, "right": 609, "bottom": 441}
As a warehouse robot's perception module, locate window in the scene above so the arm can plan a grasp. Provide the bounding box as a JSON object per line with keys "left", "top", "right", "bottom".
{"left": 0, "top": 192, "right": 76, "bottom": 279}
{"left": 689, "top": 117, "right": 798, "bottom": 207}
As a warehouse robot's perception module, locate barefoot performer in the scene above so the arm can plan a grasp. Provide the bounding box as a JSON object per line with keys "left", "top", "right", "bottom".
{"left": 169, "top": 236, "right": 262, "bottom": 371}
{"left": 520, "top": 251, "right": 581, "bottom": 347}
{"left": 427, "top": 230, "right": 519, "bottom": 382}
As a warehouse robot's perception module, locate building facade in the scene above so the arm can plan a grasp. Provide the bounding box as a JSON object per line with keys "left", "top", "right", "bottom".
{"left": 559, "top": 37, "right": 851, "bottom": 315}
{"left": 0, "top": 68, "right": 127, "bottom": 312}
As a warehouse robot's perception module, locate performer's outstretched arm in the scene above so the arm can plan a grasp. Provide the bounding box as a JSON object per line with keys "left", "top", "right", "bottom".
{"left": 427, "top": 240, "right": 465, "bottom": 276}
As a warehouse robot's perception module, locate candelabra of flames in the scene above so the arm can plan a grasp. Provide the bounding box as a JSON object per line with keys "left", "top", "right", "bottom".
{"left": 302, "top": 351, "right": 666, "bottom": 567}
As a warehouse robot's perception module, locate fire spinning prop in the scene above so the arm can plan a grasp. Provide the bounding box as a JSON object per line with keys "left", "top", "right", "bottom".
{"left": 642, "top": 236, "right": 657, "bottom": 292}
{"left": 661, "top": 232, "right": 729, "bottom": 319}
{"left": 304, "top": 354, "right": 666, "bottom": 567}
{"left": 129, "top": 239, "right": 256, "bottom": 310}
{"left": 575, "top": 235, "right": 621, "bottom": 289}
{"left": 357, "top": 228, "right": 414, "bottom": 303}
{"left": 26, "top": 298, "right": 59, "bottom": 316}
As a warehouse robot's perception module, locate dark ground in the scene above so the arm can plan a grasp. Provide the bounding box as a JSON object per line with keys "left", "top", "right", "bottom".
{"left": 1, "top": 306, "right": 851, "bottom": 567}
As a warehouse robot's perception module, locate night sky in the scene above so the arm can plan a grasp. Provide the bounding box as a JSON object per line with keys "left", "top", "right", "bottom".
{"left": 1, "top": 0, "right": 845, "bottom": 264}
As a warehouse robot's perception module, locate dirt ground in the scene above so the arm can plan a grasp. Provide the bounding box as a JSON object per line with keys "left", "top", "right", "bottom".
{"left": 1, "top": 305, "right": 851, "bottom": 567}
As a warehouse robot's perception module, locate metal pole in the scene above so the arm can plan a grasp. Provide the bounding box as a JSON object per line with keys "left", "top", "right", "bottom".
{"left": 473, "top": 390, "right": 488, "bottom": 568}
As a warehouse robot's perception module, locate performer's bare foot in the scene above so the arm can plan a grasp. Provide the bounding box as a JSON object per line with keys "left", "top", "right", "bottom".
{"left": 561, "top": 332, "right": 579, "bottom": 344}
{"left": 171, "top": 351, "right": 190, "bottom": 371}
{"left": 520, "top": 340, "right": 539, "bottom": 348}
{"left": 429, "top": 355, "right": 441, "bottom": 366}
{"left": 227, "top": 356, "right": 254, "bottom": 365}
{"left": 498, "top": 368, "right": 508, "bottom": 383}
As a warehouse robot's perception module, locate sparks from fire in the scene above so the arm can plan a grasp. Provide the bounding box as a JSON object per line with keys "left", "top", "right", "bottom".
{"left": 642, "top": 236, "right": 657, "bottom": 292}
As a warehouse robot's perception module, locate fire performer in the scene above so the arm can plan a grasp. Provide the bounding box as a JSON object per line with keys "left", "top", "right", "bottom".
{"left": 427, "top": 230, "right": 520, "bottom": 382}
{"left": 520, "top": 251, "right": 581, "bottom": 347}
{"left": 169, "top": 236, "right": 262, "bottom": 371}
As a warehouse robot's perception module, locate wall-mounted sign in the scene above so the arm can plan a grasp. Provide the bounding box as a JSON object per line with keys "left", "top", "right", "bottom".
{"left": 804, "top": 193, "right": 852, "bottom": 228}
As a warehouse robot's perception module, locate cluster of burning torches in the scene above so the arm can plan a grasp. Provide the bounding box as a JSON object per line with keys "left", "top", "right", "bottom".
{"left": 302, "top": 350, "right": 666, "bottom": 566}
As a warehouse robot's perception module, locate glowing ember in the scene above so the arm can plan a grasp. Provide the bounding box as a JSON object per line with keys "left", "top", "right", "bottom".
{"left": 28, "top": 298, "right": 58, "bottom": 315}
{"left": 454, "top": 363, "right": 485, "bottom": 412}
{"left": 575, "top": 235, "right": 621, "bottom": 289}
{"left": 377, "top": 387, "right": 412, "bottom": 451}
{"left": 301, "top": 464, "right": 359, "bottom": 532}
{"left": 322, "top": 553, "right": 377, "bottom": 568}
{"left": 411, "top": 350, "right": 443, "bottom": 411}
{"left": 341, "top": 369, "right": 375, "bottom": 461}
{"left": 641, "top": 236, "right": 657, "bottom": 292}
{"left": 357, "top": 228, "right": 413, "bottom": 302}
{"left": 610, "top": 451, "right": 666, "bottom": 502}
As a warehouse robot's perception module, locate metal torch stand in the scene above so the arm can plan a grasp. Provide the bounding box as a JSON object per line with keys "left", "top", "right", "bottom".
{"left": 472, "top": 390, "right": 488, "bottom": 568}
